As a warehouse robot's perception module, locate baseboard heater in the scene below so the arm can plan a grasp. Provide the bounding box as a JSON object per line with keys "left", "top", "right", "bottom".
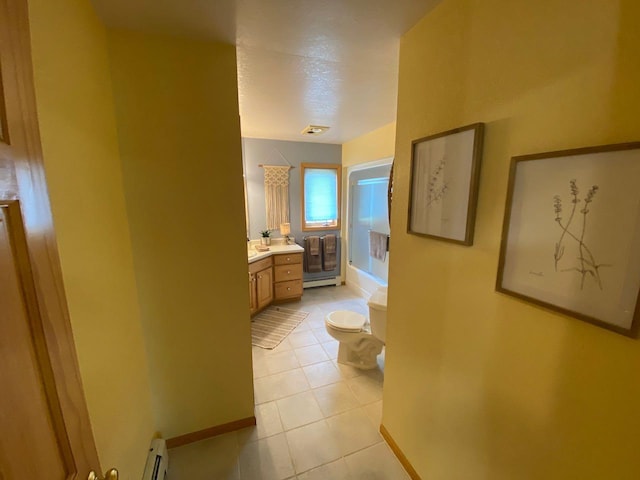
{"left": 142, "top": 439, "right": 168, "bottom": 480}
{"left": 304, "top": 277, "right": 341, "bottom": 288}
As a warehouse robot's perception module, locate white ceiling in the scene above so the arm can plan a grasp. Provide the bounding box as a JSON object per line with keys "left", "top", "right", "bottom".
{"left": 91, "top": 0, "right": 440, "bottom": 144}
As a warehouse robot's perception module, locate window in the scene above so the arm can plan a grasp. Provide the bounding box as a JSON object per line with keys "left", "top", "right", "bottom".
{"left": 301, "top": 163, "right": 341, "bottom": 231}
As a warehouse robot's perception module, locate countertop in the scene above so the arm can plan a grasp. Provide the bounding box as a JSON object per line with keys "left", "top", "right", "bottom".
{"left": 248, "top": 243, "right": 304, "bottom": 264}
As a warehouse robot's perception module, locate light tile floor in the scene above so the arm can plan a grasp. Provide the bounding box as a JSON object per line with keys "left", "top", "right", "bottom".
{"left": 169, "top": 285, "right": 409, "bottom": 479}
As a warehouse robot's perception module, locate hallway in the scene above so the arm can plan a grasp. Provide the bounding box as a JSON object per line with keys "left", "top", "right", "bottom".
{"left": 169, "top": 286, "right": 408, "bottom": 479}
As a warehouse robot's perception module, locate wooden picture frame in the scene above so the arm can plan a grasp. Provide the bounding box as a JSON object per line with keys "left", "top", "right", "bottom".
{"left": 496, "top": 142, "right": 640, "bottom": 337}
{"left": 407, "top": 123, "right": 484, "bottom": 245}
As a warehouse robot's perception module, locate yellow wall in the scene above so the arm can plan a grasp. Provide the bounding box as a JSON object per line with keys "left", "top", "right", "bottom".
{"left": 28, "top": 0, "right": 156, "bottom": 477}
{"left": 342, "top": 122, "right": 396, "bottom": 168}
{"left": 107, "top": 30, "right": 255, "bottom": 438}
{"left": 386, "top": 0, "right": 640, "bottom": 478}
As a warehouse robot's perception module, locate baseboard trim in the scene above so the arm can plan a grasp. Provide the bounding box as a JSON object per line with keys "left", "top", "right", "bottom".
{"left": 380, "top": 424, "right": 421, "bottom": 480}
{"left": 166, "top": 416, "right": 257, "bottom": 449}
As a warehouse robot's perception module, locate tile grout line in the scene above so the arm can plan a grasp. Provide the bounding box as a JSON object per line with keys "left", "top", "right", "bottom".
{"left": 253, "top": 351, "right": 358, "bottom": 380}
{"left": 253, "top": 375, "right": 378, "bottom": 408}
{"left": 284, "top": 436, "right": 388, "bottom": 478}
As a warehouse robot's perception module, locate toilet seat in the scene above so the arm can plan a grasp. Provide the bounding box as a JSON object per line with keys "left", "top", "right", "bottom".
{"left": 326, "top": 311, "right": 366, "bottom": 332}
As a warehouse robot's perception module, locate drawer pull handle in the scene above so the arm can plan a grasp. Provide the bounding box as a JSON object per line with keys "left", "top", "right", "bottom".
{"left": 287, "top": 287, "right": 291, "bottom": 291}
{"left": 287, "top": 270, "right": 291, "bottom": 274}
{"left": 286, "top": 257, "right": 290, "bottom": 261}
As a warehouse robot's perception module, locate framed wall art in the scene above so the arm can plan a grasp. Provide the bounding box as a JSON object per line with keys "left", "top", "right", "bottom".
{"left": 408, "top": 123, "right": 484, "bottom": 245}
{"left": 496, "top": 142, "right": 640, "bottom": 337}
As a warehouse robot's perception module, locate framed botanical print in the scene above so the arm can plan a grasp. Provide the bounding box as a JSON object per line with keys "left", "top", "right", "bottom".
{"left": 408, "top": 123, "right": 484, "bottom": 245}
{"left": 496, "top": 142, "right": 640, "bottom": 337}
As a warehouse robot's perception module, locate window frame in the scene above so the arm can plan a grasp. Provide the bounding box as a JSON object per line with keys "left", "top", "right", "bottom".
{"left": 300, "top": 163, "right": 342, "bottom": 232}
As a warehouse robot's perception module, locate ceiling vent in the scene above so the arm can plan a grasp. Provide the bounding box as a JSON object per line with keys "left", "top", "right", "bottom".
{"left": 301, "top": 125, "right": 330, "bottom": 136}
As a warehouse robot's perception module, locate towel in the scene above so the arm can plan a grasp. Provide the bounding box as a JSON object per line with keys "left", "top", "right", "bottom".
{"left": 308, "top": 236, "right": 320, "bottom": 255}
{"left": 369, "top": 231, "right": 388, "bottom": 261}
{"left": 323, "top": 234, "right": 336, "bottom": 254}
{"left": 322, "top": 234, "right": 337, "bottom": 271}
{"left": 305, "top": 236, "right": 322, "bottom": 273}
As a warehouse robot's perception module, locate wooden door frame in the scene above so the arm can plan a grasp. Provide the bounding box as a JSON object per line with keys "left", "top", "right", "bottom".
{"left": 1, "top": 0, "right": 100, "bottom": 475}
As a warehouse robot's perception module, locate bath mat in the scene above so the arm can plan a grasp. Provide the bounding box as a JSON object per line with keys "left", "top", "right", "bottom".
{"left": 251, "top": 306, "right": 309, "bottom": 349}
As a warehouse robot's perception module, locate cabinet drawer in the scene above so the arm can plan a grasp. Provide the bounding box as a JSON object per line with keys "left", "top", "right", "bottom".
{"left": 274, "top": 280, "right": 303, "bottom": 299}
{"left": 249, "top": 256, "right": 272, "bottom": 274}
{"left": 274, "top": 263, "right": 303, "bottom": 282}
{"left": 273, "top": 253, "right": 302, "bottom": 265}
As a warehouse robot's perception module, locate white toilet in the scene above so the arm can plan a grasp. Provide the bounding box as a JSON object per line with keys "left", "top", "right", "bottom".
{"left": 325, "top": 287, "right": 388, "bottom": 370}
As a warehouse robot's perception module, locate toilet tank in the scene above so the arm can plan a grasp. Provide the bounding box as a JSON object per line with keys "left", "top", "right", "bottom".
{"left": 367, "top": 286, "right": 388, "bottom": 343}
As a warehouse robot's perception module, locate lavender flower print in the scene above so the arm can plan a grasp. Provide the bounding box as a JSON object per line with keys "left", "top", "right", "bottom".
{"left": 427, "top": 157, "right": 448, "bottom": 206}
{"left": 553, "top": 180, "right": 609, "bottom": 290}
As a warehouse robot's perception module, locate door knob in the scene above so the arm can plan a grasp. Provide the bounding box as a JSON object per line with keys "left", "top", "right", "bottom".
{"left": 88, "top": 468, "right": 119, "bottom": 480}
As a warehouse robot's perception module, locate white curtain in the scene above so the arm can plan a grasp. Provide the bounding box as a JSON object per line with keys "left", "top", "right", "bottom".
{"left": 263, "top": 165, "right": 290, "bottom": 230}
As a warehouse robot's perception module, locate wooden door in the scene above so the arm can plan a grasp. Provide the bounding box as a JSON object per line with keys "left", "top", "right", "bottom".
{"left": 256, "top": 267, "right": 273, "bottom": 310}
{"left": 0, "top": 202, "right": 80, "bottom": 478}
{"left": 0, "top": 0, "right": 101, "bottom": 478}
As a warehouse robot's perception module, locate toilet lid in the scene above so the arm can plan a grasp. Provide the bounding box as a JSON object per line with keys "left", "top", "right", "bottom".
{"left": 326, "top": 311, "right": 366, "bottom": 332}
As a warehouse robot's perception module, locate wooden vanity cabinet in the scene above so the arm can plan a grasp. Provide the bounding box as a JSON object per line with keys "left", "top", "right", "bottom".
{"left": 273, "top": 253, "right": 303, "bottom": 302}
{"left": 249, "top": 251, "right": 303, "bottom": 315}
{"left": 249, "top": 257, "right": 273, "bottom": 315}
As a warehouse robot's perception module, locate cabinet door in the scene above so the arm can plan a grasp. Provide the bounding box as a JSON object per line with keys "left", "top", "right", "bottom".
{"left": 249, "top": 272, "right": 258, "bottom": 314}
{"left": 256, "top": 267, "right": 273, "bottom": 309}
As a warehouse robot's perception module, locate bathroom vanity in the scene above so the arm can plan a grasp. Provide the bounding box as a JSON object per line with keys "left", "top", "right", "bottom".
{"left": 248, "top": 243, "right": 304, "bottom": 316}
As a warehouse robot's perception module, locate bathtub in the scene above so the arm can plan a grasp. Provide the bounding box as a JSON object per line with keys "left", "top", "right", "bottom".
{"left": 346, "top": 262, "right": 388, "bottom": 298}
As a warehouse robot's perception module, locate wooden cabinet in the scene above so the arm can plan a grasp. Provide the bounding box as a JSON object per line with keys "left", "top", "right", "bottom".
{"left": 249, "top": 257, "right": 273, "bottom": 315}
{"left": 273, "top": 253, "right": 303, "bottom": 302}
{"left": 249, "top": 251, "right": 303, "bottom": 315}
